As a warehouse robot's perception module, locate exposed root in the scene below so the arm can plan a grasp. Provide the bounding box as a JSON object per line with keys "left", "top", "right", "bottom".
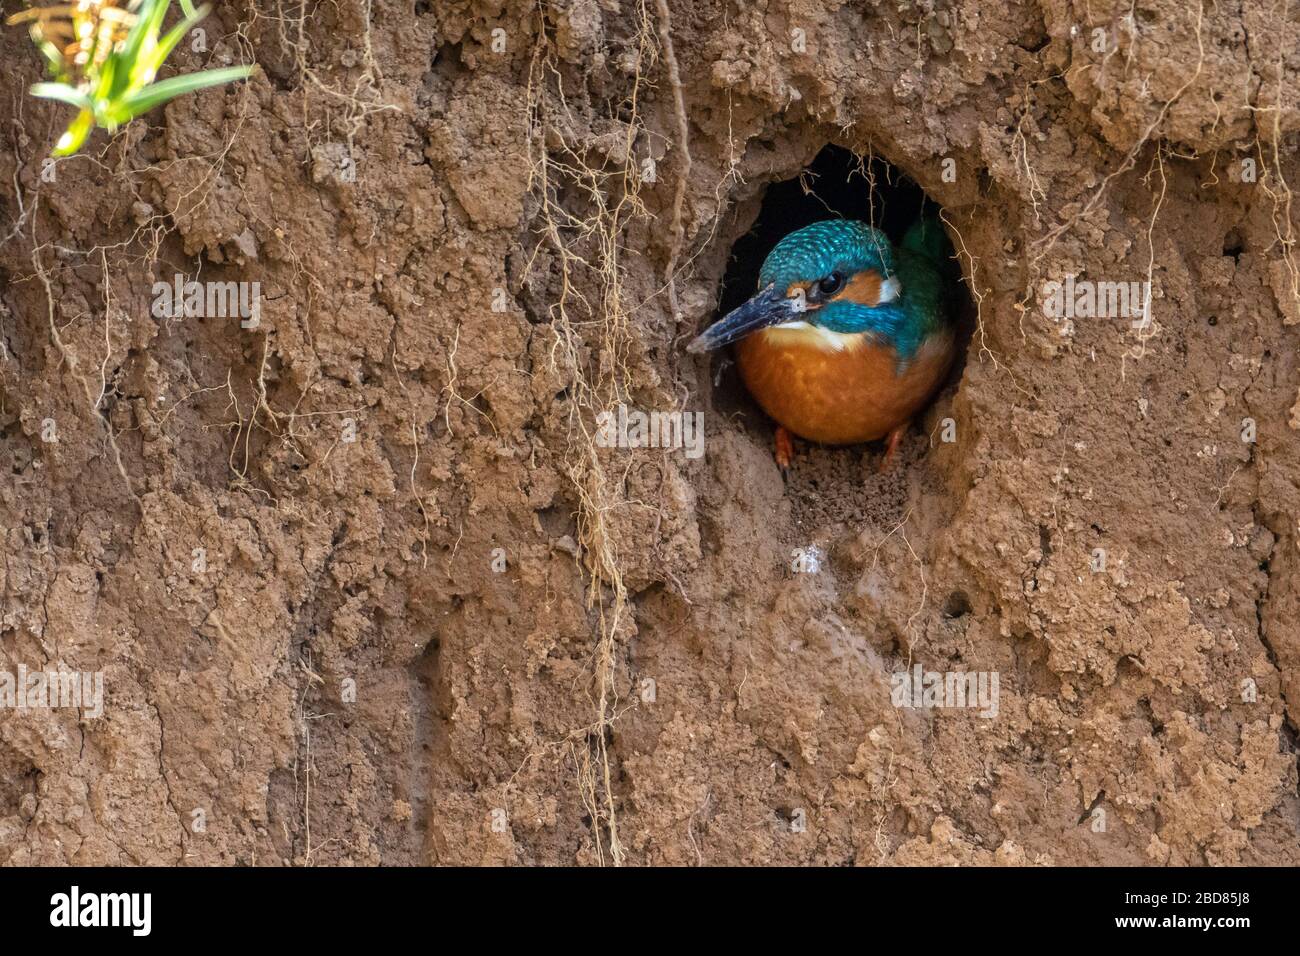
{"left": 523, "top": 0, "right": 669, "bottom": 866}
{"left": 1120, "top": 142, "right": 1170, "bottom": 378}
{"left": 28, "top": 199, "right": 143, "bottom": 513}
{"left": 941, "top": 209, "right": 1031, "bottom": 399}
{"left": 1030, "top": 0, "right": 1204, "bottom": 266}
{"left": 260, "top": 0, "right": 399, "bottom": 156}
{"left": 653, "top": 0, "right": 691, "bottom": 321}
{"left": 1250, "top": 0, "right": 1299, "bottom": 323}
{"left": 1011, "top": 86, "right": 1048, "bottom": 228}
{"left": 440, "top": 323, "right": 498, "bottom": 437}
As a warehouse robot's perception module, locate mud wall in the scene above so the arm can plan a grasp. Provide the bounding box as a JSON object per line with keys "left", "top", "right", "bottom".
{"left": 0, "top": 0, "right": 1297, "bottom": 865}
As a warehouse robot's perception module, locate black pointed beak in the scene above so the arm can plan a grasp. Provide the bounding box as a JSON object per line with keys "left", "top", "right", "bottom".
{"left": 687, "top": 283, "right": 801, "bottom": 353}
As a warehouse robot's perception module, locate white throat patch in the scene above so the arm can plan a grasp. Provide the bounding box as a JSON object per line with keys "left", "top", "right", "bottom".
{"left": 764, "top": 322, "right": 867, "bottom": 352}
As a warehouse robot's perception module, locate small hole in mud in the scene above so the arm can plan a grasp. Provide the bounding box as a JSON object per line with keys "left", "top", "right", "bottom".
{"left": 942, "top": 591, "right": 972, "bottom": 619}
{"left": 1223, "top": 229, "right": 1244, "bottom": 261}
{"left": 705, "top": 144, "right": 973, "bottom": 525}
{"left": 1019, "top": 32, "right": 1050, "bottom": 54}
{"left": 535, "top": 504, "right": 575, "bottom": 538}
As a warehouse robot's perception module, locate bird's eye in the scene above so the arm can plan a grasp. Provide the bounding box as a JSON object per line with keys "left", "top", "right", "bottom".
{"left": 817, "top": 272, "right": 844, "bottom": 296}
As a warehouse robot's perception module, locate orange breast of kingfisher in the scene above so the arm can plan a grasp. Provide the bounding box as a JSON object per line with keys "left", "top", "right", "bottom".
{"left": 735, "top": 327, "right": 954, "bottom": 445}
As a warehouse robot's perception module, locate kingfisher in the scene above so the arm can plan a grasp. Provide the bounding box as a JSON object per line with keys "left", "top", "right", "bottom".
{"left": 688, "top": 217, "right": 958, "bottom": 469}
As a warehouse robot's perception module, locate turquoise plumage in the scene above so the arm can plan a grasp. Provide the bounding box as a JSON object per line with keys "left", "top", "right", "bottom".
{"left": 688, "top": 217, "right": 959, "bottom": 467}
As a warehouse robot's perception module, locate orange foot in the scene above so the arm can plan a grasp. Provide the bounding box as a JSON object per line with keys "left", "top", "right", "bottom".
{"left": 879, "top": 423, "right": 908, "bottom": 472}
{"left": 775, "top": 425, "right": 795, "bottom": 471}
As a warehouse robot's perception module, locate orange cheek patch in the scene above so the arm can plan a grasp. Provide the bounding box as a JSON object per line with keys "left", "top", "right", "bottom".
{"left": 838, "top": 270, "right": 884, "bottom": 306}
{"left": 784, "top": 282, "right": 819, "bottom": 311}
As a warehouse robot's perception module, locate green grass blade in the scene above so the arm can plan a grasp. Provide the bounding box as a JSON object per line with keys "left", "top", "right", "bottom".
{"left": 145, "top": 3, "right": 212, "bottom": 79}
{"left": 33, "top": 36, "right": 67, "bottom": 79}
{"left": 96, "top": 55, "right": 119, "bottom": 101}
{"left": 118, "top": 0, "right": 173, "bottom": 86}
{"left": 110, "top": 65, "right": 253, "bottom": 121}
{"left": 30, "top": 83, "right": 94, "bottom": 110}
{"left": 53, "top": 108, "right": 95, "bottom": 156}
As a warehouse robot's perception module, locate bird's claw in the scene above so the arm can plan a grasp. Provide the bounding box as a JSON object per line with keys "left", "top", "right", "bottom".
{"left": 775, "top": 426, "right": 794, "bottom": 472}
{"left": 879, "top": 424, "right": 907, "bottom": 472}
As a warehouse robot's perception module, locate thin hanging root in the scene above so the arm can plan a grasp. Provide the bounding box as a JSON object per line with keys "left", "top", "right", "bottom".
{"left": 1031, "top": 0, "right": 1204, "bottom": 267}
{"left": 940, "top": 209, "right": 1031, "bottom": 399}
{"left": 1258, "top": 137, "right": 1300, "bottom": 321}
{"left": 1121, "top": 143, "right": 1170, "bottom": 379}
{"left": 850, "top": 145, "right": 878, "bottom": 226}
{"left": 439, "top": 323, "right": 498, "bottom": 437}
{"left": 261, "top": 0, "right": 399, "bottom": 153}
{"left": 1011, "top": 87, "right": 1048, "bottom": 226}
{"left": 9, "top": 87, "right": 270, "bottom": 500}
{"left": 524, "top": 0, "right": 663, "bottom": 866}
{"left": 654, "top": 0, "right": 690, "bottom": 320}
{"left": 1252, "top": 0, "right": 1300, "bottom": 323}
{"left": 29, "top": 199, "right": 143, "bottom": 514}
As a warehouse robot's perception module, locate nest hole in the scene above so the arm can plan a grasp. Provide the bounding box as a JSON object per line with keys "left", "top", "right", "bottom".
{"left": 702, "top": 145, "right": 977, "bottom": 528}
{"left": 709, "top": 144, "right": 974, "bottom": 486}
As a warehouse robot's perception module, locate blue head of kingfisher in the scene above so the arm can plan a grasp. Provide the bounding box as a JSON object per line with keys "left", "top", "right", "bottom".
{"left": 688, "top": 219, "right": 927, "bottom": 360}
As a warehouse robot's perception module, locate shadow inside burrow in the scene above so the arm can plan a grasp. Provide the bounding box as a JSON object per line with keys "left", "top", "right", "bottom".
{"left": 702, "top": 144, "right": 975, "bottom": 527}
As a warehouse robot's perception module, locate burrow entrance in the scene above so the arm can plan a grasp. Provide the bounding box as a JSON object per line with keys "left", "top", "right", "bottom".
{"left": 707, "top": 145, "right": 972, "bottom": 470}
{"left": 703, "top": 144, "right": 975, "bottom": 525}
